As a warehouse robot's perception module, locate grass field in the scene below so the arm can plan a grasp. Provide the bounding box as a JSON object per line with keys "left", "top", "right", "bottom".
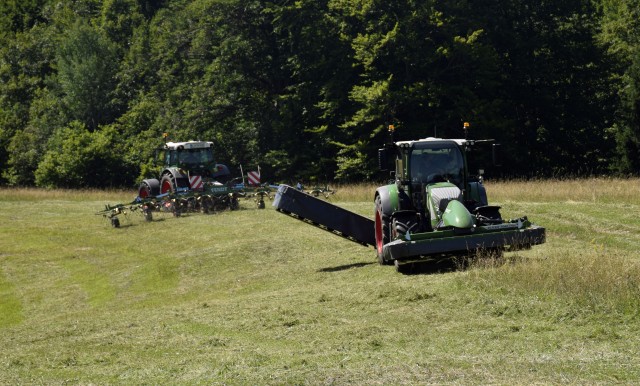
{"left": 1, "top": 179, "right": 640, "bottom": 384}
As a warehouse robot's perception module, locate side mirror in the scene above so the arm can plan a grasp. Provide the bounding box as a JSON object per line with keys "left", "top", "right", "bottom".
{"left": 492, "top": 144, "right": 502, "bottom": 167}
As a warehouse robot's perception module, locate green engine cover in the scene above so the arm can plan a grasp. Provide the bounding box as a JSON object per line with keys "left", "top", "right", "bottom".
{"left": 442, "top": 200, "right": 475, "bottom": 229}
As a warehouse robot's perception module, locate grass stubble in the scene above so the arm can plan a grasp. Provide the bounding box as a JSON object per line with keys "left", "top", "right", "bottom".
{"left": 1, "top": 178, "right": 640, "bottom": 384}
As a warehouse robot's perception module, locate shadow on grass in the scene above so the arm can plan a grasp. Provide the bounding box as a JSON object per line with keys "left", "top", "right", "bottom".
{"left": 397, "top": 253, "right": 526, "bottom": 275}
{"left": 317, "top": 259, "right": 465, "bottom": 275}
{"left": 396, "top": 258, "right": 463, "bottom": 275}
{"left": 318, "top": 262, "right": 375, "bottom": 272}
{"left": 318, "top": 253, "right": 519, "bottom": 275}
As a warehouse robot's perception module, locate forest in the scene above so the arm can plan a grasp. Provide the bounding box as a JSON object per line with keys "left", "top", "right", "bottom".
{"left": 1, "top": 0, "right": 639, "bottom": 188}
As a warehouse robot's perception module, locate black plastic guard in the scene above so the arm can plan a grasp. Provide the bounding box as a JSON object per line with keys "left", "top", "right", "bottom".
{"left": 273, "top": 185, "right": 376, "bottom": 247}
{"left": 383, "top": 225, "right": 546, "bottom": 261}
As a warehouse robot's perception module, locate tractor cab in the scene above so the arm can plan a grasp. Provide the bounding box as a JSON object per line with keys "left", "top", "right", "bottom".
{"left": 162, "top": 141, "right": 215, "bottom": 170}
{"left": 389, "top": 138, "right": 471, "bottom": 231}
{"left": 156, "top": 141, "right": 230, "bottom": 184}
{"left": 407, "top": 140, "right": 465, "bottom": 188}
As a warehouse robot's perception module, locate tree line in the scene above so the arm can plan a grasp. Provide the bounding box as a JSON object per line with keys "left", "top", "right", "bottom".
{"left": 1, "top": 0, "right": 639, "bottom": 188}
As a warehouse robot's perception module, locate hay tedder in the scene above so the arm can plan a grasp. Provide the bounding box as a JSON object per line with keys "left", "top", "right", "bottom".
{"left": 274, "top": 125, "right": 545, "bottom": 272}
{"left": 97, "top": 140, "right": 277, "bottom": 227}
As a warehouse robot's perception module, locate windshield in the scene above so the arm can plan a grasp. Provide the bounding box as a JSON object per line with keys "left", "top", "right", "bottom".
{"left": 169, "top": 148, "right": 215, "bottom": 166}
{"left": 409, "top": 141, "right": 464, "bottom": 187}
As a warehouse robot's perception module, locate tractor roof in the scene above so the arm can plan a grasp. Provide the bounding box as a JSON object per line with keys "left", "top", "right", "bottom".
{"left": 164, "top": 141, "right": 213, "bottom": 150}
{"left": 396, "top": 138, "right": 469, "bottom": 148}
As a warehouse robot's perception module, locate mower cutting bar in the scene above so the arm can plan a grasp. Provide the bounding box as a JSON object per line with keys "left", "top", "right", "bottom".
{"left": 273, "top": 185, "right": 376, "bottom": 247}
{"left": 382, "top": 225, "right": 546, "bottom": 261}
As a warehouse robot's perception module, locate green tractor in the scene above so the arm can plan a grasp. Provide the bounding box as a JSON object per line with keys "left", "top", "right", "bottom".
{"left": 97, "top": 140, "right": 275, "bottom": 227}
{"left": 138, "top": 140, "right": 231, "bottom": 198}
{"left": 133, "top": 140, "right": 240, "bottom": 217}
{"left": 373, "top": 129, "right": 544, "bottom": 267}
{"left": 274, "top": 125, "right": 545, "bottom": 272}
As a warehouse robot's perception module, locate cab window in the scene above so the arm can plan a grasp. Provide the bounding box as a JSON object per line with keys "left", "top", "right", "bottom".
{"left": 410, "top": 142, "right": 464, "bottom": 187}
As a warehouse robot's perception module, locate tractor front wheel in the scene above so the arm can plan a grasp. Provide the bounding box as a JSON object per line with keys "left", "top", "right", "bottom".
{"left": 374, "top": 195, "right": 391, "bottom": 265}
{"left": 139, "top": 179, "right": 160, "bottom": 198}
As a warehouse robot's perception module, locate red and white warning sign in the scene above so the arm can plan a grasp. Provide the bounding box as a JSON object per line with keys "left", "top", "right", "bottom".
{"left": 189, "top": 175, "right": 203, "bottom": 190}
{"left": 247, "top": 170, "right": 260, "bottom": 185}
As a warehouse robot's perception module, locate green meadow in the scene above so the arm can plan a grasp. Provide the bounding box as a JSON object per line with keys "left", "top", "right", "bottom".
{"left": 1, "top": 179, "right": 640, "bottom": 384}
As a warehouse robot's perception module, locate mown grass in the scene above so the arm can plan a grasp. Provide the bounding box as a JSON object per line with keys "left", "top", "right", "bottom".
{"left": 1, "top": 179, "right": 640, "bottom": 384}
{"left": 490, "top": 177, "right": 640, "bottom": 204}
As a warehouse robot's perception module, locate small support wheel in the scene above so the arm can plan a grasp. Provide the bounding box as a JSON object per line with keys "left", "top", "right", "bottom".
{"left": 143, "top": 206, "right": 153, "bottom": 222}
{"left": 201, "top": 198, "right": 211, "bottom": 214}
{"left": 111, "top": 217, "right": 120, "bottom": 228}
{"left": 229, "top": 196, "right": 239, "bottom": 210}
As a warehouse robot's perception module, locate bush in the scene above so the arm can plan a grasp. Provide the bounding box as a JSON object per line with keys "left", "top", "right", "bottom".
{"left": 35, "top": 122, "right": 137, "bottom": 188}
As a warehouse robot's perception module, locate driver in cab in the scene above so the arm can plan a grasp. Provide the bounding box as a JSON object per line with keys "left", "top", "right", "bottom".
{"left": 412, "top": 152, "right": 462, "bottom": 187}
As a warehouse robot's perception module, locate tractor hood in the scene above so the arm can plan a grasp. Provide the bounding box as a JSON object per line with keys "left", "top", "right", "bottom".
{"left": 441, "top": 200, "right": 475, "bottom": 229}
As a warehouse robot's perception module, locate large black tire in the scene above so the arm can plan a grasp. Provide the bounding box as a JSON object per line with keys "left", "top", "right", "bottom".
{"left": 138, "top": 179, "right": 160, "bottom": 198}
{"left": 392, "top": 211, "right": 419, "bottom": 239}
{"left": 160, "top": 174, "right": 189, "bottom": 194}
{"left": 160, "top": 174, "right": 175, "bottom": 194}
{"left": 375, "top": 195, "right": 392, "bottom": 265}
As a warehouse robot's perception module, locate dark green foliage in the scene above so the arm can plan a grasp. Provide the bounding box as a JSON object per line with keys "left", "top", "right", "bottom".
{"left": 467, "top": 0, "right": 617, "bottom": 176}
{"left": 35, "top": 122, "right": 136, "bottom": 188}
{"left": 599, "top": 0, "right": 640, "bottom": 174}
{"left": 612, "top": 51, "right": 640, "bottom": 173}
{"left": 0, "top": 0, "right": 636, "bottom": 187}
{"left": 56, "top": 21, "right": 120, "bottom": 131}
{"left": 0, "top": 21, "right": 58, "bottom": 185}
{"left": 0, "top": 0, "right": 47, "bottom": 33}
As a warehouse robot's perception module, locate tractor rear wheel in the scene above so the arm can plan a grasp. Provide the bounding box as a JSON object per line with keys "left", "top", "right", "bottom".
{"left": 374, "top": 195, "right": 391, "bottom": 265}
{"left": 160, "top": 175, "right": 175, "bottom": 194}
